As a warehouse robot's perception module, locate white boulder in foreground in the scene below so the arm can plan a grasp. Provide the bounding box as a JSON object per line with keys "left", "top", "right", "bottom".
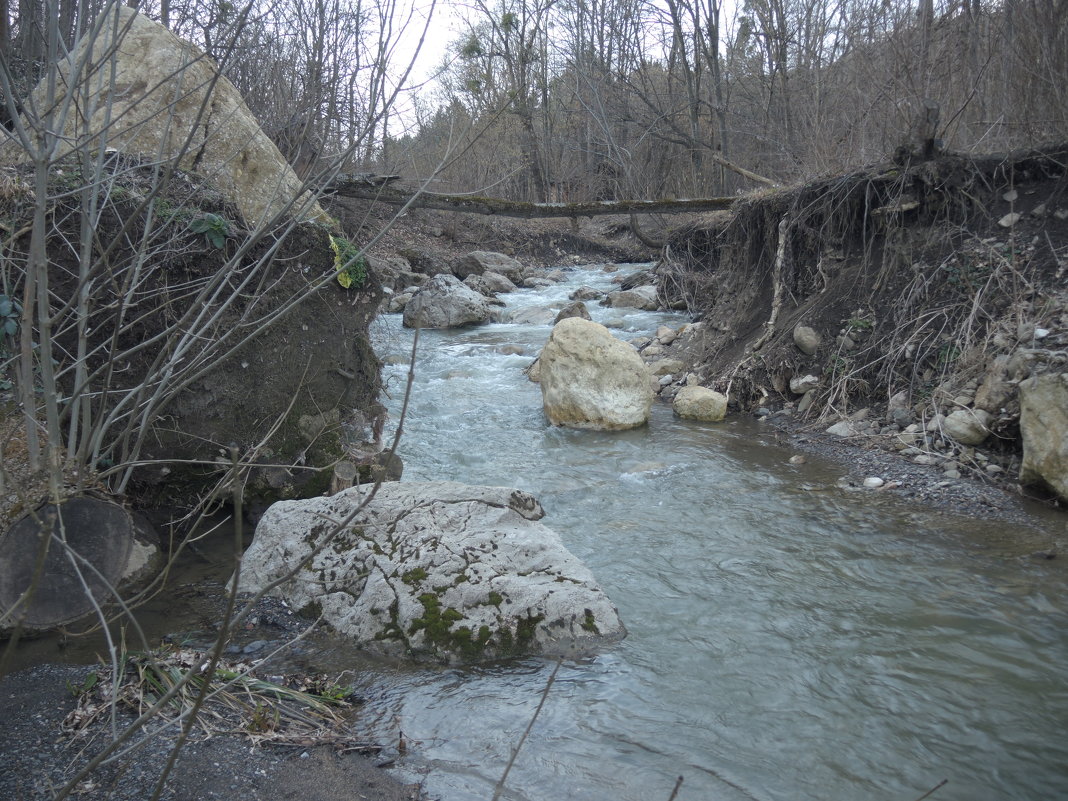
{"left": 238, "top": 482, "right": 626, "bottom": 662}
{"left": 539, "top": 317, "right": 653, "bottom": 429}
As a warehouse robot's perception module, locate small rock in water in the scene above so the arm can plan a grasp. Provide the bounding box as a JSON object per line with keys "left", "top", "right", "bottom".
{"left": 788, "top": 454, "right": 807, "bottom": 465}
{"left": 862, "top": 476, "right": 885, "bottom": 489}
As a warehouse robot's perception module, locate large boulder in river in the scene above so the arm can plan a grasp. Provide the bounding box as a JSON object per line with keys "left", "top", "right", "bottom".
{"left": 554, "top": 301, "right": 592, "bottom": 324}
{"left": 454, "top": 251, "right": 524, "bottom": 283}
{"left": 672, "top": 386, "right": 727, "bottom": 422}
{"left": 463, "top": 270, "right": 517, "bottom": 296}
{"left": 1018, "top": 373, "right": 1068, "bottom": 500}
{"left": 604, "top": 286, "right": 659, "bottom": 310}
{"left": 1, "top": 7, "right": 329, "bottom": 227}
{"left": 539, "top": 318, "right": 653, "bottom": 430}
{"left": 403, "top": 274, "right": 492, "bottom": 329}
{"left": 237, "top": 482, "right": 626, "bottom": 662}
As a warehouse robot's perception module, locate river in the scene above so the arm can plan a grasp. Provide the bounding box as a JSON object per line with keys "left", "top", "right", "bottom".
{"left": 353, "top": 264, "right": 1068, "bottom": 801}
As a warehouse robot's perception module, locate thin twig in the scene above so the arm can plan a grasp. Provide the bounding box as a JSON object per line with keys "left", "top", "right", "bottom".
{"left": 491, "top": 659, "right": 561, "bottom": 801}
{"left": 910, "top": 779, "right": 948, "bottom": 801}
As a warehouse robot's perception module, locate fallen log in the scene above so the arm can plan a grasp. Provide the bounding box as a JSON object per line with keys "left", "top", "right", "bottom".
{"left": 327, "top": 176, "right": 736, "bottom": 218}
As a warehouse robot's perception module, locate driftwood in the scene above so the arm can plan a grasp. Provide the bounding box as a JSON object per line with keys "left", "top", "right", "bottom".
{"left": 327, "top": 175, "right": 736, "bottom": 218}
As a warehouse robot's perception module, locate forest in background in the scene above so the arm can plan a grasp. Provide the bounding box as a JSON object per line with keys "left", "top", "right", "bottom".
{"left": 1, "top": 1, "right": 1066, "bottom": 202}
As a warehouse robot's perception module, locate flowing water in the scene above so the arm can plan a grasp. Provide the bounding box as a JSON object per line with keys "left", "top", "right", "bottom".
{"left": 356, "top": 265, "right": 1068, "bottom": 801}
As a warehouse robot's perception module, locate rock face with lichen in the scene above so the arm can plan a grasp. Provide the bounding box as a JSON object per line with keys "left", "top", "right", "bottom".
{"left": 237, "top": 482, "right": 626, "bottom": 663}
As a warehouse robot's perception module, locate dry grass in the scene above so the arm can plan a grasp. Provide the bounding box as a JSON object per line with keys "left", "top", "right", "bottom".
{"left": 63, "top": 645, "right": 381, "bottom": 752}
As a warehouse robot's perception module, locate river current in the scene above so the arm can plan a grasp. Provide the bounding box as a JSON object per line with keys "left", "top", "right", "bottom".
{"left": 356, "top": 265, "right": 1068, "bottom": 801}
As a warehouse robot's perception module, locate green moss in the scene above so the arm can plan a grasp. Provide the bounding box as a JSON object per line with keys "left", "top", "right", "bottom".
{"left": 373, "top": 600, "right": 405, "bottom": 642}
{"left": 297, "top": 600, "right": 322, "bottom": 620}
{"left": 408, "top": 593, "right": 495, "bottom": 658}
{"left": 581, "top": 609, "right": 600, "bottom": 634}
{"left": 515, "top": 612, "right": 545, "bottom": 648}
{"left": 449, "top": 625, "right": 494, "bottom": 660}
{"left": 493, "top": 612, "right": 546, "bottom": 658}
{"left": 401, "top": 567, "right": 428, "bottom": 586}
{"left": 487, "top": 591, "right": 503, "bottom": 607}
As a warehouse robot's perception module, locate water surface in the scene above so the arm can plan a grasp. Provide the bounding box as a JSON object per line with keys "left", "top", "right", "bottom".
{"left": 360, "top": 265, "right": 1068, "bottom": 801}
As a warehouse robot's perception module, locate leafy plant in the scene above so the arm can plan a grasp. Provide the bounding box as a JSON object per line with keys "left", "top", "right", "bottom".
{"left": 67, "top": 670, "right": 99, "bottom": 697}
{"left": 189, "top": 213, "right": 231, "bottom": 248}
{"left": 0, "top": 293, "right": 21, "bottom": 338}
{"left": 937, "top": 342, "right": 961, "bottom": 367}
{"left": 846, "top": 316, "right": 873, "bottom": 332}
{"left": 331, "top": 235, "right": 367, "bottom": 289}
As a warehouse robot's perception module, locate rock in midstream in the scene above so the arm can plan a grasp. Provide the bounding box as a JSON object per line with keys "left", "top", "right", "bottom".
{"left": 538, "top": 317, "right": 653, "bottom": 430}
{"left": 237, "top": 481, "right": 626, "bottom": 663}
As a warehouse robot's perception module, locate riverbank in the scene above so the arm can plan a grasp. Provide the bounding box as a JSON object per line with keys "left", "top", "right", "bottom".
{"left": 0, "top": 662, "right": 420, "bottom": 801}
{"left": 655, "top": 145, "right": 1068, "bottom": 516}
{"left": 764, "top": 412, "right": 1064, "bottom": 546}
{"left": 0, "top": 588, "right": 424, "bottom": 801}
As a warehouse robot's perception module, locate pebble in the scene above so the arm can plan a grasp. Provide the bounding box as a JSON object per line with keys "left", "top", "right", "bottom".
{"left": 789, "top": 454, "right": 807, "bottom": 465}
{"left": 943, "top": 469, "right": 962, "bottom": 479}
{"left": 863, "top": 476, "right": 885, "bottom": 489}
